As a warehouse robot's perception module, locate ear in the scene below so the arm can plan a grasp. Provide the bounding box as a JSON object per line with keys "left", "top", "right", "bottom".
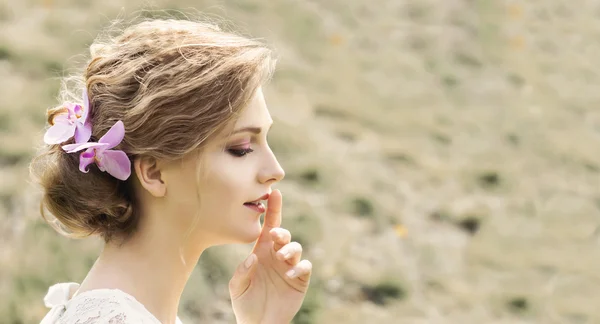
{"left": 133, "top": 156, "right": 166, "bottom": 198}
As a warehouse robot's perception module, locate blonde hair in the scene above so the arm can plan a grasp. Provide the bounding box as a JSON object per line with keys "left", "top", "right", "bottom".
{"left": 30, "top": 16, "right": 276, "bottom": 243}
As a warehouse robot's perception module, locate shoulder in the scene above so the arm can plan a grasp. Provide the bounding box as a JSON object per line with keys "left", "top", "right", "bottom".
{"left": 58, "top": 289, "right": 161, "bottom": 324}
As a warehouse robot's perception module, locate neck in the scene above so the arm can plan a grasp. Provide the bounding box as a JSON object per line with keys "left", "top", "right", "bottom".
{"left": 76, "top": 216, "right": 208, "bottom": 324}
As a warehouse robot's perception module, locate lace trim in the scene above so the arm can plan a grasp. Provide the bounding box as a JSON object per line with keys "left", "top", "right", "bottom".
{"left": 41, "top": 283, "right": 182, "bottom": 324}
{"left": 61, "top": 289, "right": 161, "bottom": 324}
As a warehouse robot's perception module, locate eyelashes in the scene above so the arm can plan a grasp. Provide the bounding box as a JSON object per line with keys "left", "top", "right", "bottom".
{"left": 227, "top": 147, "right": 254, "bottom": 157}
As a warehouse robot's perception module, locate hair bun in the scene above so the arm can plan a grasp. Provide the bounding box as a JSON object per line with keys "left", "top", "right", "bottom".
{"left": 31, "top": 145, "right": 138, "bottom": 242}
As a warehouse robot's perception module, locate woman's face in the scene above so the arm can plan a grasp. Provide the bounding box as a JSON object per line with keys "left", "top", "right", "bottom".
{"left": 164, "top": 87, "right": 285, "bottom": 247}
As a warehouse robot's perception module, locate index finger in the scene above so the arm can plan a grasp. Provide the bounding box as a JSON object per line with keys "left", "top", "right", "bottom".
{"left": 263, "top": 189, "right": 282, "bottom": 230}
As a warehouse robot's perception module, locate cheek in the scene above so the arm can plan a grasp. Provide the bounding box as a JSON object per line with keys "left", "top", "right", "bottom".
{"left": 203, "top": 159, "right": 253, "bottom": 205}
{"left": 204, "top": 168, "right": 245, "bottom": 203}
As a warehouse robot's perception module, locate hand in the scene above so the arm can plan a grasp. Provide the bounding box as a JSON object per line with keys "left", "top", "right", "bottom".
{"left": 229, "top": 190, "right": 312, "bottom": 324}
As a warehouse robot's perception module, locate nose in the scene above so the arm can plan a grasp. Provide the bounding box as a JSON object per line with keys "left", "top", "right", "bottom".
{"left": 258, "top": 145, "right": 285, "bottom": 184}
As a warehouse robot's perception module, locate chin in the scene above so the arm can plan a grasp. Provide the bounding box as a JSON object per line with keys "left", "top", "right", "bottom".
{"left": 236, "top": 222, "right": 262, "bottom": 244}
{"left": 214, "top": 232, "right": 259, "bottom": 246}
{"left": 223, "top": 233, "right": 259, "bottom": 245}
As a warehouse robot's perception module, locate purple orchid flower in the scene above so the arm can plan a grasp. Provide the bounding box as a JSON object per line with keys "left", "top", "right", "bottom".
{"left": 61, "top": 120, "right": 131, "bottom": 181}
{"left": 43, "top": 88, "right": 92, "bottom": 145}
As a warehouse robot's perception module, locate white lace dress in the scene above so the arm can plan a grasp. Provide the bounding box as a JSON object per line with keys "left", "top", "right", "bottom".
{"left": 40, "top": 282, "right": 183, "bottom": 324}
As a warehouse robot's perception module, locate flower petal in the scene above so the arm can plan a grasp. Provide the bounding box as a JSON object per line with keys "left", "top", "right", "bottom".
{"left": 52, "top": 113, "right": 69, "bottom": 125}
{"left": 74, "top": 121, "right": 92, "bottom": 144}
{"left": 64, "top": 103, "right": 78, "bottom": 119}
{"left": 97, "top": 150, "right": 131, "bottom": 180}
{"left": 98, "top": 121, "right": 125, "bottom": 149}
{"left": 81, "top": 88, "right": 90, "bottom": 119}
{"left": 78, "top": 88, "right": 91, "bottom": 131}
{"left": 62, "top": 141, "right": 108, "bottom": 153}
{"left": 73, "top": 104, "right": 83, "bottom": 118}
{"left": 44, "top": 122, "right": 76, "bottom": 144}
{"left": 79, "top": 149, "right": 96, "bottom": 173}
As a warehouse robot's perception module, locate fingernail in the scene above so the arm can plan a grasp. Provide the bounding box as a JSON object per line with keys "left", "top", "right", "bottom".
{"left": 244, "top": 254, "right": 255, "bottom": 269}
{"left": 286, "top": 269, "right": 296, "bottom": 278}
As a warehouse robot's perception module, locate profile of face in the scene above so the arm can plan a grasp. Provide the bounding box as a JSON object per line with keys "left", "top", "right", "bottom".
{"left": 156, "top": 87, "right": 285, "bottom": 248}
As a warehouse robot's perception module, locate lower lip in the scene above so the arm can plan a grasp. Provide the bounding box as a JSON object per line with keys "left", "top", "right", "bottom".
{"left": 244, "top": 202, "right": 266, "bottom": 213}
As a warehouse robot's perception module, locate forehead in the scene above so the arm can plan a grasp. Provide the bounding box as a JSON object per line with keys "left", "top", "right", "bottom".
{"left": 235, "top": 87, "right": 272, "bottom": 126}
{"left": 213, "top": 87, "right": 272, "bottom": 141}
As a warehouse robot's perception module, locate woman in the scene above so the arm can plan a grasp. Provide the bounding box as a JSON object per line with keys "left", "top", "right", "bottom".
{"left": 32, "top": 16, "right": 312, "bottom": 324}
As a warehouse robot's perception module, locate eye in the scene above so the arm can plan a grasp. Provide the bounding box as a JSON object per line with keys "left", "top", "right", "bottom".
{"left": 227, "top": 147, "right": 254, "bottom": 157}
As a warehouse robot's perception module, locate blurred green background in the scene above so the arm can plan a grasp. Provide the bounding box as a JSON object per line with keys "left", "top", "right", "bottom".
{"left": 1, "top": 0, "right": 600, "bottom": 323}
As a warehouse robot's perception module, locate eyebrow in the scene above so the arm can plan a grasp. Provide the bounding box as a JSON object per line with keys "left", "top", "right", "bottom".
{"left": 232, "top": 126, "right": 262, "bottom": 135}
{"left": 231, "top": 122, "right": 273, "bottom": 135}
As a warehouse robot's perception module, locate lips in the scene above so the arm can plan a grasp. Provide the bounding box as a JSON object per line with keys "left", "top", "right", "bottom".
{"left": 244, "top": 193, "right": 269, "bottom": 213}
{"left": 245, "top": 193, "right": 269, "bottom": 204}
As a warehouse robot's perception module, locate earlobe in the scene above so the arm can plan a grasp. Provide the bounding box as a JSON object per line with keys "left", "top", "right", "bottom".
{"left": 133, "top": 156, "right": 166, "bottom": 197}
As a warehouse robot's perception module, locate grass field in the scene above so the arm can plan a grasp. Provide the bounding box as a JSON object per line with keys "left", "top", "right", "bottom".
{"left": 1, "top": 0, "right": 600, "bottom": 323}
